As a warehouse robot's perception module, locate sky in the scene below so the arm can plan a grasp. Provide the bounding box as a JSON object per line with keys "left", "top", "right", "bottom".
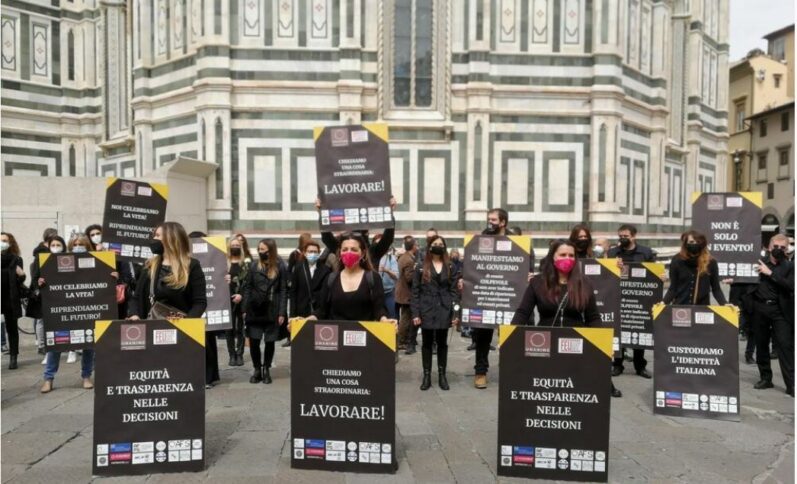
{"left": 729, "top": 0, "right": 795, "bottom": 61}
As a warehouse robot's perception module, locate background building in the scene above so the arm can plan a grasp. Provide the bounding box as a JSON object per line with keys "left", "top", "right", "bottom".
{"left": 2, "top": 0, "right": 730, "bottom": 249}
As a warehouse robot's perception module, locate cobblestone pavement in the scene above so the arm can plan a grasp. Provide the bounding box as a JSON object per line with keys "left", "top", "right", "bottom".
{"left": 1, "top": 324, "right": 794, "bottom": 483}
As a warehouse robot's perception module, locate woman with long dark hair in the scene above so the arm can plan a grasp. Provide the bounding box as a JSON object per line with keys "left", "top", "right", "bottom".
{"left": 309, "top": 232, "right": 390, "bottom": 322}
{"left": 225, "top": 235, "right": 251, "bottom": 366}
{"left": 512, "top": 239, "right": 600, "bottom": 326}
{"left": 663, "top": 230, "right": 727, "bottom": 305}
{"left": 569, "top": 223, "right": 594, "bottom": 259}
{"left": 242, "top": 238, "right": 288, "bottom": 384}
{"left": 1, "top": 232, "right": 26, "bottom": 370}
{"left": 411, "top": 235, "right": 460, "bottom": 391}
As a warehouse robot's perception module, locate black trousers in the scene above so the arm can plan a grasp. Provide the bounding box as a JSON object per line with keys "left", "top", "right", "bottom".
{"left": 421, "top": 328, "right": 448, "bottom": 370}
{"left": 3, "top": 314, "right": 18, "bottom": 357}
{"left": 473, "top": 327, "right": 493, "bottom": 375}
{"left": 754, "top": 301, "right": 794, "bottom": 390}
{"left": 225, "top": 306, "right": 245, "bottom": 357}
{"left": 613, "top": 348, "right": 647, "bottom": 372}
{"left": 249, "top": 339, "right": 276, "bottom": 370}
{"left": 206, "top": 333, "right": 220, "bottom": 384}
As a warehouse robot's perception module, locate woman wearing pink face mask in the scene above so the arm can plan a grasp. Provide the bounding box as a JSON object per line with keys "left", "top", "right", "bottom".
{"left": 511, "top": 239, "right": 600, "bottom": 327}
{"left": 308, "top": 233, "right": 391, "bottom": 323}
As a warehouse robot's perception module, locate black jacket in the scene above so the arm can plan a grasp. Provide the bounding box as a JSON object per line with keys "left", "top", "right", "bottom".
{"left": 756, "top": 259, "right": 794, "bottom": 324}
{"left": 663, "top": 256, "right": 727, "bottom": 305}
{"left": 1, "top": 253, "right": 25, "bottom": 320}
{"left": 242, "top": 260, "right": 288, "bottom": 324}
{"left": 607, "top": 244, "right": 657, "bottom": 262}
{"left": 410, "top": 262, "right": 460, "bottom": 330}
{"left": 26, "top": 255, "right": 44, "bottom": 318}
{"left": 289, "top": 261, "right": 332, "bottom": 317}
{"left": 511, "top": 276, "right": 600, "bottom": 327}
{"left": 128, "top": 258, "right": 208, "bottom": 318}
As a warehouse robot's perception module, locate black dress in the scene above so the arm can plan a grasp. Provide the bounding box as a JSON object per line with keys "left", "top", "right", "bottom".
{"left": 663, "top": 256, "right": 727, "bottom": 305}
{"left": 511, "top": 277, "right": 600, "bottom": 327}
{"left": 314, "top": 270, "right": 387, "bottom": 321}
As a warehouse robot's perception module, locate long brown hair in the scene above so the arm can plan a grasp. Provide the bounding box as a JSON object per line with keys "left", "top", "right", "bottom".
{"left": 233, "top": 233, "right": 251, "bottom": 259}
{"left": 335, "top": 232, "right": 373, "bottom": 272}
{"left": 256, "top": 238, "right": 280, "bottom": 278}
{"left": 1, "top": 232, "right": 21, "bottom": 256}
{"left": 678, "top": 230, "right": 711, "bottom": 275}
{"left": 422, "top": 235, "right": 449, "bottom": 283}
{"left": 539, "top": 239, "right": 591, "bottom": 311}
{"left": 569, "top": 223, "right": 593, "bottom": 257}
{"left": 148, "top": 222, "right": 192, "bottom": 289}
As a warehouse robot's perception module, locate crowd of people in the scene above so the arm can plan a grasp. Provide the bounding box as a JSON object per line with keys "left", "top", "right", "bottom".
{"left": 1, "top": 206, "right": 793, "bottom": 398}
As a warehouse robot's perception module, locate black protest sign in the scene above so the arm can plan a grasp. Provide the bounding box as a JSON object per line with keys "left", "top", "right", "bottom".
{"left": 291, "top": 319, "right": 396, "bottom": 473}
{"left": 580, "top": 259, "right": 621, "bottom": 358}
{"left": 92, "top": 319, "right": 205, "bottom": 476}
{"left": 497, "top": 326, "right": 612, "bottom": 482}
{"left": 102, "top": 178, "right": 168, "bottom": 262}
{"left": 461, "top": 235, "right": 531, "bottom": 328}
{"left": 313, "top": 124, "right": 393, "bottom": 231}
{"left": 618, "top": 262, "right": 665, "bottom": 350}
{"left": 653, "top": 305, "right": 740, "bottom": 421}
{"left": 692, "top": 192, "right": 762, "bottom": 283}
{"left": 190, "top": 236, "right": 232, "bottom": 332}
{"left": 40, "top": 252, "right": 117, "bottom": 351}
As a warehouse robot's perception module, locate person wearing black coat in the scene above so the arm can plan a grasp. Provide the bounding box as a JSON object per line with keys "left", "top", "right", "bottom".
{"left": 1, "top": 232, "right": 27, "bottom": 370}
{"left": 749, "top": 234, "right": 794, "bottom": 395}
{"left": 27, "top": 229, "right": 57, "bottom": 353}
{"left": 289, "top": 240, "right": 331, "bottom": 318}
{"left": 411, "top": 236, "right": 460, "bottom": 391}
{"left": 663, "top": 231, "right": 727, "bottom": 306}
{"left": 242, "top": 239, "right": 288, "bottom": 384}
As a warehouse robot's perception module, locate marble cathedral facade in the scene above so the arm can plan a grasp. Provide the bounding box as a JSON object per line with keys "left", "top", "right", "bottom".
{"left": 1, "top": 0, "right": 729, "bottom": 234}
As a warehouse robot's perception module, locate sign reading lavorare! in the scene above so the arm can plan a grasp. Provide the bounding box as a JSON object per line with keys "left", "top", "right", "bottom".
{"left": 102, "top": 178, "right": 168, "bottom": 262}
{"left": 92, "top": 319, "right": 205, "bottom": 476}
{"left": 191, "top": 236, "right": 232, "bottom": 331}
{"left": 314, "top": 124, "right": 393, "bottom": 231}
{"left": 619, "top": 262, "right": 665, "bottom": 350}
{"left": 692, "top": 192, "right": 762, "bottom": 283}
{"left": 291, "top": 319, "right": 396, "bottom": 473}
{"left": 40, "top": 252, "right": 117, "bottom": 351}
{"left": 581, "top": 259, "right": 621, "bottom": 357}
{"left": 461, "top": 235, "right": 531, "bottom": 327}
{"left": 653, "top": 305, "right": 740, "bottom": 421}
{"left": 497, "top": 326, "right": 612, "bottom": 482}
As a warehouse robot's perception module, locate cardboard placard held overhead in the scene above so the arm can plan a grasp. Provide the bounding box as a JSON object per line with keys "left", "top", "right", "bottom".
{"left": 102, "top": 178, "right": 168, "bottom": 262}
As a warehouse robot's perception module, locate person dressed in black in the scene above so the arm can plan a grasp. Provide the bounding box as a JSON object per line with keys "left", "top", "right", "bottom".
{"left": 308, "top": 232, "right": 392, "bottom": 323}
{"left": 570, "top": 224, "right": 594, "bottom": 259}
{"left": 663, "top": 230, "right": 727, "bottom": 306}
{"left": 86, "top": 223, "right": 136, "bottom": 319}
{"left": 242, "top": 239, "right": 288, "bottom": 384}
{"left": 316, "top": 197, "right": 398, "bottom": 265}
{"left": 750, "top": 234, "right": 794, "bottom": 395}
{"left": 127, "top": 222, "right": 208, "bottom": 381}
{"left": 225, "top": 235, "right": 251, "bottom": 366}
{"left": 27, "top": 228, "right": 58, "bottom": 354}
{"left": 1, "top": 232, "right": 26, "bottom": 370}
{"left": 289, "top": 239, "right": 331, "bottom": 319}
{"left": 608, "top": 224, "right": 656, "bottom": 379}
{"left": 411, "top": 235, "right": 460, "bottom": 391}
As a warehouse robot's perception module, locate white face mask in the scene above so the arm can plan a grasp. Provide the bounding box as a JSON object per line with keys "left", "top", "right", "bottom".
{"left": 50, "top": 246, "right": 63, "bottom": 254}
{"left": 72, "top": 246, "right": 88, "bottom": 254}
{"left": 0, "top": 241, "right": 8, "bottom": 252}
{"left": 593, "top": 245, "right": 605, "bottom": 258}
{"left": 90, "top": 234, "right": 102, "bottom": 245}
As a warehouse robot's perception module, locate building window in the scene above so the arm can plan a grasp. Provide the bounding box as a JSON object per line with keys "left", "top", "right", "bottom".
{"left": 770, "top": 36, "right": 786, "bottom": 61}
{"left": 778, "top": 148, "right": 790, "bottom": 179}
{"left": 392, "top": 0, "right": 434, "bottom": 108}
{"left": 757, "top": 152, "right": 768, "bottom": 181}
{"left": 760, "top": 119, "right": 768, "bottom": 137}
{"left": 768, "top": 182, "right": 775, "bottom": 200}
{"left": 774, "top": 74, "right": 782, "bottom": 89}
{"left": 782, "top": 111, "right": 790, "bottom": 131}
{"left": 67, "top": 30, "right": 75, "bottom": 81}
{"left": 735, "top": 102, "right": 746, "bottom": 132}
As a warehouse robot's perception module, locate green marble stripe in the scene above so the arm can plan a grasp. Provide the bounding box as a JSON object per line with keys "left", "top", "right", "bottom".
{"left": 133, "top": 55, "right": 195, "bottom": 79}
{"left": 490, "top": 132, "right": 590, "bottom": 143}
{"left": 230, "top": 71, "right": 339, "bottom": 81}
{"left": 231, "top": 111, "right": 339, "bottom": 121}
{"left": 233, "top": 128, "right": 313, "bottom": 139}
{"left": 133, "top": 77, "right": 194, "bottom": 97}
{"left": 3, "top": 0, "right": 59, "bottom": 18}
{"left": 491, "top": 115, "right": 591, "bottom": 125}
{"left": 197, "top": 67, "right": 231, "bottom": 78}
{"left": 1, "top": 97, "right": 101, "bottom": 114}
{"left": 4, "top": 161, "right": 49, "bottom": 176}
{"left": 622, "top": 123, "right": 651, "bottom": 138}
{"left": 20, "top": 14, "right": 29, "bottom": 80}
{"left": 389, "top": 129, "right": 448, "bottom": 141}
{"left": 620, "top": 139, "right": 650, "bottom": 154}
{"left": 105, "top": 145, "right": 132, "bottom": 157}
{"left": 699, "top": 147, "right": 718, "bottom": 157}
{"left": 152, "top": 114, "right": 196, "bottom": 132}
{"left": 699, "top": 161, "right": 716, "bottom": 170}
{"left": 687, "top": 114, "right": 728, "bottom": 132}
{"left": 2, "top": 80, "right": 100, "bottom": 98}
{"left": 289, "top": 147, "right": 316, "bottom": 211}
{"left": 1, "top": 130, "right": 60, "bottom": 144}
{"left": 1, "top": 145, "right": 61, "bottom": 160}
{"left": 197, "top": 45, "right": 230, "bottom": 57}
{"left": 152, "top": 132, "right": 197, "bottom": 148}
{"left": 230, "top": 48, "right": 339, "bottom": 61}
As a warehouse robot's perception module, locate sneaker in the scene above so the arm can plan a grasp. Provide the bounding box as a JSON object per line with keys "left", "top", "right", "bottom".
{"left": 66, "top": 351, "right": 77, "bottom": 364}
{"left": 474, "top": 374, "right": 488, "bottom": 389}
{"left": 41, "top": 355, "right": 48, "bottom": 365}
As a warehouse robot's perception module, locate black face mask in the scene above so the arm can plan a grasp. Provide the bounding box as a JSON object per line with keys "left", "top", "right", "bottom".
{"left": 430, "top": 246, "right": 446, "bottom": 256}
{"left": 485, "top": 222, "right": 500, "bottom": 234}
{"left": 259, "top": 252, "right": 270, "bottom": 261}
{"left": 574, "top": 239, "right": 590, "bottom": 251}
{"left": 619, "top": 238, "right": 631, "bottom": 249}
{"left": 686, "top": 243, "right": 702, "bottom": 256}
{"left": 771, "top": 248, "right": 787, "bottom": 261}
{"left": 150, "top": 240, "right": 164, "bottom": 255}
{"left": 230, "top": 248, "right": 242, "bottom": 256}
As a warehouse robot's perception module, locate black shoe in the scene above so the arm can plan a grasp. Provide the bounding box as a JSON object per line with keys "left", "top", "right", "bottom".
{"left": 237, "top": 355, "right": 245, "bottom": 366}
{"left": 438, "top": 367, "right": 449, "bottom": 391}
{"left": 745, "top": 354, "right": 755, "bottom": 365}
{"left": 249, "top": 369, "right": 263, "bottom": 384}
{"left": 420, "top": 371, "right": 432, "bottom": 391}
{"left": 466, "top": 343, "right": 476, "bottom": 351}
{"left": 787, "top": 388, "right": 794, "bottom": 397}
{"left": 263, "top": 368, "right": 272, "bottom": 384}
{"left": 636, "top": 369, "right": 652, "bottom": 379}
{"left": 8, "top": 355, "right": 17, "bottom": 370}
{"left": 228, "top": 356, "right": 236, "bottom": 366}
{"left": 37, "top": 347, "right": 45, "bottom": 355}
{"left": 432, "top": 344, "right": 437, "bottom": 355}
{"left": 623, "top": 354, "right": 633, "bottom": 362}
{"left": 611, "top": 386, "right": 622, "bottom": 398}
{"left": 754, "top": 380, "right": 774, "bottom": 389}
{"left": 489, "top": 345, "right": 496, "bottom": 351}
{"left": 611, "top": 367, "right": 623, "bottom": 377}
{"left": 404, "top": 346, "right": 416, "bottom": 355}
{"left": 282, "top": 340, "right": 291, "bottom": 348}
{"left": 770, "top": 351, "right": 779, "bottom": 360}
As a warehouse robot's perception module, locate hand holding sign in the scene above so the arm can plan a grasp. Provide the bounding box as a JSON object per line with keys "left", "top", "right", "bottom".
{"left": 757, "top": 260, "right": 772, "bottom": 276}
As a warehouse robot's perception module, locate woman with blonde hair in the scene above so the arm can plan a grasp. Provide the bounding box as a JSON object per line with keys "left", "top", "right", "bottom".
{"left": 663, "top": 230, "right": 727, "bottom": 305}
